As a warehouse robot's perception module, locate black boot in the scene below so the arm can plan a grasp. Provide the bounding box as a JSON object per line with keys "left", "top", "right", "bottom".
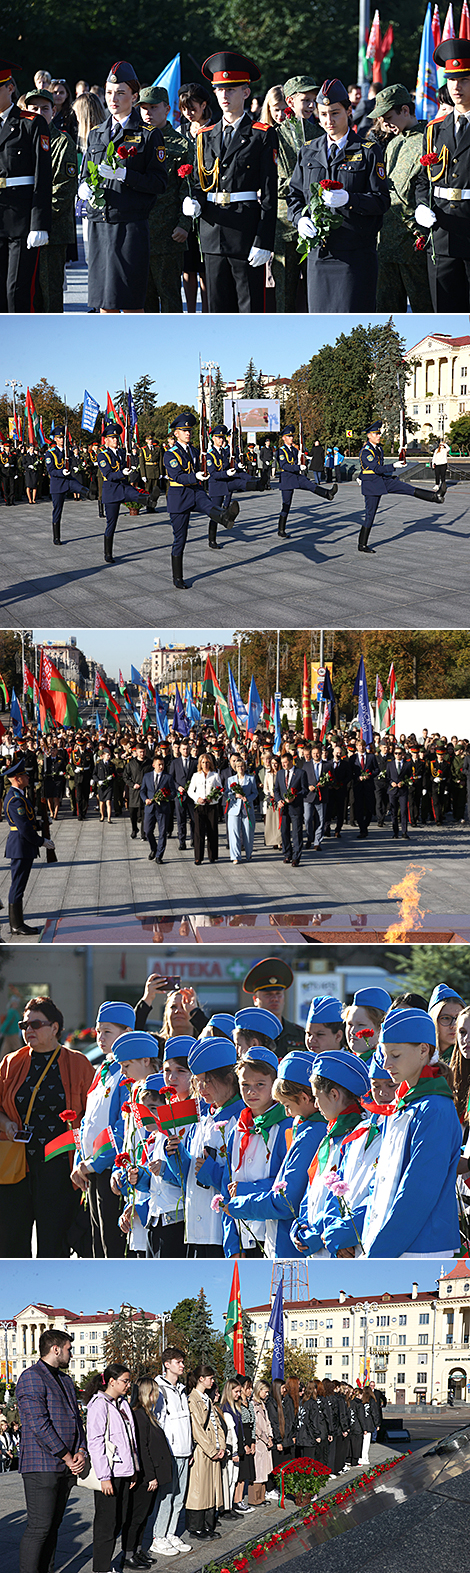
{"left": 315, "top": 482, "right": 338, "bottom": 501}
{"left": 208, "top": 519, "right": 221, "bottom": 550}
{"left": 104, "top": 537, "right": 114, "bottom": 564}
{"left": 215, "top": 500, "right": 239, "bottom": 531}
{"left": 52, "top": 520, "right": 61, "bottom": 545}
{"left": 98, "top": 500, "right": 105, "bottom": 518}
{"left": 172, "top": 553, "right": 188, "bottom": 589}
{"left": 278, "top": 510, "right": 290, "bottom": 538}
{"left": 358, "top": 527, "right": 367, "bottom": 552}
{"left": 413, "top": 486, "right": 444, "bottom": 505}
{"left": 362, "top": 527, "right": 375, "bottom": 553}
{"left": 9, "top": 900, "right": 40, "bottom": 936}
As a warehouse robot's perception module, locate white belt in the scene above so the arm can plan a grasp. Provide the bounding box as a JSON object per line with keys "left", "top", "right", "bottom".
{"left": 434, "top": 186, "right": 470, "bottom": 200}
{"left": 207, "top": 189, "right": 257, "bottom": 206}
{"left": 0, "top": 175, "right": 35, "bottom": 189}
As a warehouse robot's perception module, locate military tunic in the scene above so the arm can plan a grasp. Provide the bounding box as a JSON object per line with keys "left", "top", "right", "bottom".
{"left": 0, "top": 104, "right": 52, "bottom": 312}
{"left": 274, "top": 115, "right": 320, "bottom": 312}
{"left": 164, "top": 440, "right": 219, "bottom": 557}
{"left": 278, "top": 440, "right": 323, "bottom": 514}
{"left": 145, "top": 122, "right": 191, "bottom": 312}
{"left": 359, "top": 439, "right": 416, "bottom": 532}
{"left": 415, "top": 110, "right": 470, "bottom": 309}
{"left": 376, "top": 121, "right": 433, "bottom": 311}
{"left": 96, "top": 444, "right": 145, "bottom": 548}
{"left": 207, "top": 443, "right": 256, "bottom": 507}
{"left": 4, "top": 783, "right": 42, "bottom": 905}
{"left": 287, "top": 127, "right": 390, "bottom": 311}
{"left": 83, "top": 107, "right": 167, "bottom": 310}
{"left": 45, "top": 441, "right": 88, "bottom": 535}
{"left": 37, "top": 125, "right": 77, "bottom": 313}
{"left": 193, "top": 112, "right": 278, "bottom": 312}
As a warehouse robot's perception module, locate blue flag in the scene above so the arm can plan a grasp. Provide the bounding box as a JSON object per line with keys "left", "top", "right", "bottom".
{"left": 130, "top": 664, "right": 145, "bottom": 688}
{"left": 268, "top": 1283, "right": 284, "bottom": 1381}
{"left": 273, "top": 696, "right": 282, "bottom": 754}
{"left": 174, "top": 683, "right": 190, "bottom": 737}
{"left": 155, "top": 693, "right": 169, "bottom": 739}
{"left": 128, "top": 389, "right": 137, "bottom": 431}
{"left": 152, "top": 52, "right": 181, "bottom": 129}
{"left": 322, "top": 666, "right": 336, "bottom": 727}
{"left": 352, "top": 657, "right": 373, "bottom": 748}
{"left": 81, "top": 389, "right": 100, "bottom": 433}
{"left": 10, "top": 688, "right": 24, "bottom": 737}
{"left": 415, "top": 3, "right": 439, "bottom": 120}
{"left": 96, "top": 712, "right": 102, "bottom": 734}
{"left": 246, "top": 676, "right": 262, "bottom": 737}
{"left": 185, "top": 684, "right": 200, "bottom": 724}
{"left": 227, "top": 662, "right": 248, "bottom": 727}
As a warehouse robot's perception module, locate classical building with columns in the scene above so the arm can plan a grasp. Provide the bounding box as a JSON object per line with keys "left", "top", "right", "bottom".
{"left": 403, "top": 333, "right": 470, "bottom": 441}
{"left": 0, "top": 1303, "right": 159, "bottom": 1387}
{"left": 247, "top": 1262, "right": 470, "bottom": 1405}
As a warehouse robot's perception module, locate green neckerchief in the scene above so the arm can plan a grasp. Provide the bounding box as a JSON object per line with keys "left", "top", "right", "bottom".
{"left": 214, "top": 1094, "right": 241, "bottom": 1119}
{"left": 316, "top": 1106, "right": 362, "bottom": 1175}
{"left": 365, "top": 1120, "right": 381, "bottom": 1149}
{"left": 356, "top": 1046, "right": 375, "bottom": 1064}
{"left": 395, "top": 1075, "right": 454, "bottom": 1112}
{"left": 100, "top": 1055, "right": 116, "bottom": 1086}
{"left": 292, "top": 1111, "right": 326, "bottom": 1138}
{"left": 253, "top": 1104, "right": 287, "bottom": 1145}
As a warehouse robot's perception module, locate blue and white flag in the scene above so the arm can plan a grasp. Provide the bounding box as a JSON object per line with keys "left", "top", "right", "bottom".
{"left": 246, "top": 676, "right": 262, "bottom": 737}
{"left": 81, "top": 389, "right": 100, "bottom": 434}
{"left": 174, "top": 683, "right": 190, "bottom": 736}
{"left": 10, "top": 688, "right": 24, "bottom": 737}
{"left": 268, "top": 1283, "right": 284, "bottom": 1382}
{"left": 415, "top": 2, "right": 439, "bottom": 119}
{"left": 130, "top": 664, "right": 145, "bottom": 688}
{"left": 152, "top": 52, "right": 181, "bottom": 128}
{"left": 185, "top": 684, "right": 200, "bottom": 724}
{"left": 228, "top": 662, "right": 248, "bottom": 727}
{"left": 155, "top": 693, "right": 169, "bottom": 738}
{"left": 353, "top": 656, "right": 374, "bottom": 748}
{"left": 128, "top": 389, "right": 137, "bottom": 431}
{"left": 273, "top": 696, "right": 282, "bottom": 754}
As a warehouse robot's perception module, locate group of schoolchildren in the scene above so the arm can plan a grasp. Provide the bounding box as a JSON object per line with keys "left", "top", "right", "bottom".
{"left": 72, "top": 971, "right": 467, "bottom": 1261}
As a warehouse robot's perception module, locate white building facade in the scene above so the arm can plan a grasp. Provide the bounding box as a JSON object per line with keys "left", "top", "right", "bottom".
{"left": 1, "top": 1303, "right": 159, "bottom": 1386}
{"left": 404, "top": 333, "right": 470, "bottom": 440}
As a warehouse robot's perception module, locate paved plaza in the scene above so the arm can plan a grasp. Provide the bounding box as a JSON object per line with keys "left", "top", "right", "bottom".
{"left": 1, "top": 480, "right": 469, "bottom": 629}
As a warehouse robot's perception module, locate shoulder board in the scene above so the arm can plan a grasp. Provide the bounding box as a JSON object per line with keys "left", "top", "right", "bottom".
{"left": 20, "top": 110, "right": 36, "bottom": 120}
{"left": 197, "top": 123, "right": 216, "bottom": 134}
{"left": 252, "top": 121, "right": 270, "bottom": 131}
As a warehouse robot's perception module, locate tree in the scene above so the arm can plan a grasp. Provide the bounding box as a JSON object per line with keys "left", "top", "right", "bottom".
{"left": 103, "top": 1304, "right": 161, "bottom": 1379}
{"left": 211, "top": 366, "right": 226, "bottom": 425}
{"left": 446, "top": 415, "right": 470, "bottom": 450}
{"left": 0, "top": 632, "right": 35, "bottom": 709}
{"left": 170, "top": 1298, "right": 197, "bottom": 1344}
{"left": 260, "top": 1340, "right": 317, "bottom": 1385}
{"left": 308, "top": 326, "right": 376, "bottom": 447}
{"left": 369, "top": 319, "right": 410, "bottom": 449}
{"left": 391, "top": 945, "right": 470, "bottom": 998}
{"left": 243, "top": 358, "right": 258, "bottom": 397}
{"left": 187, "top": 1288, "right": 220, "bottom": 1372}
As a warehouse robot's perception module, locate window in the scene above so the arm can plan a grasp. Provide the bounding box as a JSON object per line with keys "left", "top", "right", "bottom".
{"left": 398, "top": 1335, "right": 407, "bottom": 1346}
{"left": 342, "top": 1355, "right": 349, "bottom": 1366}
{"left": 379, "top": 1316, "right": 390, "bottom": 1328}
{"left": 360, "top": 1317, "right": 367, "bottom": 1329}
{"left": 425, "top": 403, "right": 431, "bottom": 414}
{"left": 326, "top": 1320, "right": 333, "bottom": 1329}
{"left": 379, "top": 1336, "right": 389, "bottom": 1347}
{"left": 291, "top": 1339, "right": 297, "bottom": 1348}
{"left": 465, "top": 1284, "right": 470, "bottom": 1294}
{"left": 446, "top": 1285, "right": 453, "bottom": 1294}
{"left": 343, "top": 1318, "right": 350, "bottom": 1328}
{"left": 342, "top": 1337, "right": 349, "bottom": 1348}
{"left": 416, "top": 1372, "right": 427, "bottom": 1385}
{"left": 291, "top": 1321, "right": 297, "bottom": 1331}
{"left": 461, "top": 366, "right": 467, "bottom": 377}
{"left": 461, "top": 385, "right": 467, "bottom": 396}
{"left": 413, "top": 405, "right": 419, "bottom": 416}
{"left": 398, "top": 1354, "right": 406, "bottom": 1366}
{"left": 325, "top": 1355, "right": 333, "bottom": 1367}
{"left": 399, "top": 1315, "right": 407, "bottom": 1326}
{"left": 306, "top": 1338, "right": 317, "bottom": 1349}
{"left": 419, "top": 1314, "right": 429, "bottom": 1325}
{"left": 326, "top": 1338, "right": 332, "bottom": 1349}
{"left": 80, "top": 1360, "right": 85, "bottom": 1369}
{"left": 418, "top": 1334, "right": 428, "bottom": 1346}
{"left": 308, "top": 1319, "right": 318, "bottom": 1330}
{"left": 418, "top": 1354, "right": 428, "bottom": 1366}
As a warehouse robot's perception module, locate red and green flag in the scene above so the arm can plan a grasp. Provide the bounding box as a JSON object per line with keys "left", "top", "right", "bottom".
{"left": 44, "top": 1131, "right": 77, "bottom": 1162}
{"left": 224, "top": 1263, "right": 245, "bottom": 1375}
{"left": 202, "top": 656, "right": 235, "bottom": 736}
{"left": 92, "top": 1126, "right": 118, "bottom": 1160}
{"left": 26, "top": 387, "right": 41, "bottom": 446}
{"left": 302, "top": 654, "right": 313, "bottom": 741}
{"left": 156, "top": 1097, "right": 199, "bottom": 1133}
{"left": 0, "top": 670, "right": 10, "bottom": 707}
{"left": 39, "top": 649, "right": 80, "bottom": 729}
{"left": 95, "top": 670, "right": 121, "bottom": 722}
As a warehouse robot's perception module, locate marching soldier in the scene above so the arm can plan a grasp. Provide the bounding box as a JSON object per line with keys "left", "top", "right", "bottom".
{"left": 206, "top": 423, "right": 264, "bottom": 549}
{"left": 187, "top": 50, "right": 278, "bottom": 312}
{"left": 44, "top": 425, "right": 88, "bottom": 544}
{"left": 415, "top": 38, "right": 470, "bottom": 308}
{"left": 358, "top": 421, "right": 446, "bottom": 553}
{"left": 97, "top": 419, "right": 148, "bottom": 564}
{"left": 164, "top": 412, "right": 238, "bottom": 589}
{"left": 0, "top": 63, "right": 51, "bottom": 312}
{"left": 3, "top": 753, "right": 52, "bottom": 934}
{"left": 278, "top": 425, "right": 337, "bottom": 537}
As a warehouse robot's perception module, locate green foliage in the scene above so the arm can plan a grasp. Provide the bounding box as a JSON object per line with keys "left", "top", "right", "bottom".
{"left": 243, "top": 358, "right": 259, "bottom": 397}
{"left": 391, "top": 945, "right": 470, "bottom": 999}
{"left": 260, "top": 1339, "right": 317, "bottom": 1385}
{"left": 224, "top": 1310, "right": 258, "bottom": 1382}
{"left": 369, "top": 318, "right": 409, "bottom": 448}
{"left": 0, "top": 633, "right": 34, "bottom": 706}
{"left": 103, "top": 1304, "right": 161, "bottom": 1379}
{"left": 211, "top": 367, "right": 226, "bottom": 425}
{"left": 446, "top": 415, "right": 470, "bottom": 450}
{"left": 170, "top": 1297, "right": 197, "bottom": 1342}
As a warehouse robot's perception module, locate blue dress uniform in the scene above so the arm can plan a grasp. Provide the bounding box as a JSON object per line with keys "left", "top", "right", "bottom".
{"left": 164, "top": 412, "right": 237, "bottom": 589}
{"left": 414, "top": 40, "right": 470, "bottom": 310}
{"left": 287, "top": 78, "right": 390, "bottom": 312}
{"left": 0, "top": 77, "right": 52, "bottom": 314}
{"left": 97, "top": 423, "right": 147, "bottom": 563}
{"left": 4, "top": 757, "right": 43, "bottom": 934}
{"left": 358, "top": 422, "right": 446, "bottom": 552}
{"left": 193, "top": 51, "right": 278, "bottom": 313}
{"left": 140, "top": 764, "right": 175, "bottom": 862}
{"left": 44, "top": 428, "right": 88, "bottom": 544}
{"left": 386, "top": 751, "right": 412, "bottom": 839}
{"left": 278, "top": 428, "right": 337, "bottom": 537}
{"left": 206, "top": 424, "right": 262, "bottom": 548}
{"left": 82, "top": 63, "right": 167, "bottom": 311}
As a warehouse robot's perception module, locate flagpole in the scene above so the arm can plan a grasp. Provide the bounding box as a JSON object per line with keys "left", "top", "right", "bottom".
{"left": 358, "top": 0, "right": 370, "bottom": 87}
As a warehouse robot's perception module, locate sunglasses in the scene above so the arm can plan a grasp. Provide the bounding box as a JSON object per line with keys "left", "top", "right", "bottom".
{"left": 19, "top": 1018, "right": 49, "bottom": 1031}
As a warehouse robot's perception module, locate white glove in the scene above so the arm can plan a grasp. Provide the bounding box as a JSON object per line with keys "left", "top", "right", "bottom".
{"left": 248, "top": 244, "right": 270, "bottom": 267}
{"left": 237, "top": 463, "right": 245, "bottom": 470}
{"left": 415, "top": 203, "right": 436, "bottom": 227}
{"left": 298, "top": 215, "right": 317, "bottom": 239}
{"left": 44, "top": 838, "right": 55, "bottom": 850}
{"left": 78, "top": 180, "right": 92, "bottom": 200}
{"left": 63, "top": 469, "right": 70, "bottom": 475}
{"left": 27, "top": 230, "right": 49, "bottom": 248}
{"left": 300, "top": 463, "right": 307, "bottom": 472}
{"left": 393, "top": 460, "right": 406, "bottom": 468}
{"left": 227, "top": 467, "right": 236, "bottom": 476}
{"left": 322, "top": 187, "right": 349, "bottom": 209}
{"left": 122, "top": 467, "right": 131, "bottom": 475}
{"left": 182, "top": 195, "right": 201, "bottom": 218}
{"left": 196, "top": 470, "right": 206, "bottom": 481}
{"left": 355, "top": 475, "right": 362, "bottom": 486}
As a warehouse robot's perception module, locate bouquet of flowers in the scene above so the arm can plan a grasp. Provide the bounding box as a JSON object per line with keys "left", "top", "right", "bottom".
{"left": 282, "top": 785, "right": 297, "bottom": 804}
{"left": 297, "top": 179, "right": 345, "bottom": 261}
{"left": 359, "top": 768, "right": 372, "bottom": 781}
{"left": 205, "top": 784, "right": 223, "bottom": 804}
{"left": 153, "top": 785, "right": 171, "bottom": 806}
{"left": 87, "top": 140, "right": 137, "bottom": 211}
{"left": 230, "top": 782, "right": 248, "bottom": 800}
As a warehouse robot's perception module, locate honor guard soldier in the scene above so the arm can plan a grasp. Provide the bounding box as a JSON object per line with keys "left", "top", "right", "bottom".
{"left": 139, "top": 434, "right": 161, "bottom": 512}
{"left": 278, "top": 426, "right": 337, "bottom": 537}
{"left": 358, "top": 421, "right": 446, "bottom": 554}
{"left": 22, "top": 86, "right": 77, "bottom": 314}
{"left": 4, "top": 753, "right": 52, "bottom": 934}
{"left": 242, "top": 957, "right": 306, "bottom": 1060}
{"left": 78, "top": 60, "right": 167, "bottom": 313}
{"left": 415, "top": 38, "right": 470, "bottom": 308}
{"left": 187, "top": 50, "right": 278, "bottom": 312}
{"left": 97, "top": 419, "right": 148, "bottom": 564}
{"left": 0, "top": 440, "right": 18, "bottom": 505}
{"left": 44, "top": 425, "right": 88, "bottom": 545}
{"left": 0, "top": 63, "right": 51, "bottom": 313}
{"left": 206, "top": 423, "right": 264, "bottom": 549}
{"left": 287, "top": 77, "right": 390, "bottom": 311}
{"left": 164, "top": 412, "right": 238, "bottom": 589}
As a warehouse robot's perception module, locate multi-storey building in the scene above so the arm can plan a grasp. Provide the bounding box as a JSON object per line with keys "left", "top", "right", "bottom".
{"left": 0, "top": 1303, "right": 160, "bottom": 1387}
{"left": 403, "top": 333, "right": 470, "bottom": 440}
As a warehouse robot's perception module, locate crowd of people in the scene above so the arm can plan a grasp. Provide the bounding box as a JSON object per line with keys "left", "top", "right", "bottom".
{"left": 0, "top": 960, "right": 469, "bottom": 1260}
{"left": 7, "top": 1327, "right": 386, "bottom": 1573}
{"left": 2, "top": 35, "right": 470, "bottom": 313}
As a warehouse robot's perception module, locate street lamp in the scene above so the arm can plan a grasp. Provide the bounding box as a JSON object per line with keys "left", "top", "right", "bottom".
{"left": 355, "top": 1302, "right": 379, "bottom": 1385}
{"left": 233, "top": 631, "right": 243, "bottom": 692}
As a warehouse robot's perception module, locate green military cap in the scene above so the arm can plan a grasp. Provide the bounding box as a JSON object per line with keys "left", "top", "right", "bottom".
{"left": 23, "top": 87, "right": 55, "bottom": 106}
{"left": 139, "top": 84, "right": 169, "bottom": 106}
{"left": 283, "top": 75, "right": 319, "bottom": 97}
{"left": 369, "top": 83, "right": 413, "bottom": 119}
{"left": 243, "top": 957, "right": 294, "bottom": 994}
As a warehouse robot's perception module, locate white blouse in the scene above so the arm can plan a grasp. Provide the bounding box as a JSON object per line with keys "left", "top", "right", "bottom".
{"left": 187, "top": 770, "right": 223, "bottom": 803}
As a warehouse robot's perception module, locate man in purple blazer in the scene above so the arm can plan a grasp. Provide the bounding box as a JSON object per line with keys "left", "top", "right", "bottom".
{"left": 16, "top": 1326, "right": 86, "bottom": 1573}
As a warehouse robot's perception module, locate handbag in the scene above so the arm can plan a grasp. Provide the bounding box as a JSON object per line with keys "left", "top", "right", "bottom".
{"left": 0, "top": 1044, "right": 61, "bottom": 1186}
{"left": 78, "top": 1402, "right": 116, "bottom": 1491}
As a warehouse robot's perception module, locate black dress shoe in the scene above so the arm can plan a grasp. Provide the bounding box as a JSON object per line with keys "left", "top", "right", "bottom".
{"left": 148, "top": 851, "right": 156, "bottom": 860}
{"left": 156, "top": 854, "right": 164, "bottom": 862}
{"left": 283, "top": 854, "right": 292, "bottom": 863}
{"left": 292, "top": 858, "right": 300, "bottom": 867}
{"left": 130, "top": 831, "right": 137, "bottom": 839}
{"left": 123, "top": 1555, "right": 153, "bottom": 1569}
{"left": 188, "top": 1529, "right": 209, "bottom": 1539}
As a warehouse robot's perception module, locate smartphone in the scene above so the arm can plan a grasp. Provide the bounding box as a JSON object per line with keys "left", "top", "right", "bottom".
{"left": 14, "top": 1129, "right": 33, "bottom": 1143}
{"left": 161, "top": 976, "right": 181, "bottom": 991}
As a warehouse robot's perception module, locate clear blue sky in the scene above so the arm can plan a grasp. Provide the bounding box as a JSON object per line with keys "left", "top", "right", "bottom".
{"left": 33, "top": 630, "right": 235, "bottom": 677}
{"left": 1, "top": 1261, "right": 445, "bottom": 1326}
{"left": 4, "top": 314, "right": 468, "bottom": 412}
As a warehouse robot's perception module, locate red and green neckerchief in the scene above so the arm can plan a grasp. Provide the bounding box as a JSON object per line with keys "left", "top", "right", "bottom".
{"left": 235, "top": 1103, "right": 286, "bottom": 1169}
{"left": 395, "top": 1063, "right": 453, "bottom": 1112}
{"left": 309, "top": 1102, "right": 363, "bottom": 1181}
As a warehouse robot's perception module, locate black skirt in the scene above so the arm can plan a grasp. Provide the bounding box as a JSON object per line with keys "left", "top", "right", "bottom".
{"left": 306, "top": 249, "right": 378, "bottom": 312}
{"left": 88, "top": 219, "right": 150, "bottom": 310}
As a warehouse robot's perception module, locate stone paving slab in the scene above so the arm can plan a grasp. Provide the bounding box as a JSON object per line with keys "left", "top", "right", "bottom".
{"left": 1, "top": 482, "right": 469, "bottom": 629}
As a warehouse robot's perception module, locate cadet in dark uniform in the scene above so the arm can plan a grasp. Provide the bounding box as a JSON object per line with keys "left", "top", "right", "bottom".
{"left": 97, "top": 418, "right": 147, "bottom": 564}
{"left": 79, "top": 60, "right": 167, "bottom": 313}
{"left": 386, "top": 744, "right": 412, "bottom": 840}
{"left": 0, "top": 441, "right": 18, "bottom": 504}
{"left": 373, "top": 741, "right": 390, "bottom": 826}
{"left": 0, "top": 64, "right": 51, "bottom": 312}
{"left": 415, "top": 39, "right": 470, "bottom": 309}
{"left": 408, "top": 744, "right": 424, "bottom": 826}
{"left": 164, "top": 412, "right": 238, "bottom": 589}
{"left": 3, "top": 754, "right": 47, "bottom": 934}
{"left": 206, "top": 423, "right": 264, "bottom": 548}
{"left": 44, "top": 425, "right": 88, "bottom": 545}
{"left": 23, "top": 444, "right": 40, "bottom": 503}
{"left": 430, "top": 742, "right": 452, "bottom": 823}
{"left": 242, "top": 957, "right": 305, "bottom": 1061}
{"left": 358, "top": 421, "right": 446, "bottom": 553}
{"left": 139, "top": 434, "right": 161, "bottom": 511}
{"left": 287, "top": 77, "right": 390, "bottom": 311}
{"left": 278, "top": 426, "right": 337, "bottom": 537}
{"left": 188, "top": 50, "right": 278, "bottom": 312}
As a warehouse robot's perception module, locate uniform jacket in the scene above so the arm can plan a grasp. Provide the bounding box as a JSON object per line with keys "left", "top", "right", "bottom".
{"left": 193, "top": 112, "right": 278, "bottom": 255}
{"left": 279, "top": 442, "right": 302, "bottom": 480}
{"left": 363, "top": 1090, "right": 462, "bottom": 1257}
{"left": 97, "top": 444, "right": 140, "bottom": 501}
{"left": 359, "top": 440, "right": 395, "bottom": 495}
{"left": 4, "top": 785, "right": 41, "bottom": 860}
{"left": 381, "top": 120, "right": 428, "bottom": 246}
{"left": 45, "top": 443, "right": 72, "bottom": 495}
{"left": 50, "top": 125, "right": 77, "bottom": 244}
{"left": 223, "top": 1113, "right": 327, "bottom": 1259}
{"left": 84, "top": 107, "right": 167, "bottom": 224}
{"left": 415, "top": 111, "right": 470, "bottom": 257}
{"left": 287, "top": 127, "right": 390, "bottom": 254}
{"left": 148, "top": 122, "right": 191, "bottom": 250}
{"left": 0, "top": 104, "right": 52, "bottom": 238}
{"left": 16, "top": 1359, "right": 85, "bottom": 1473}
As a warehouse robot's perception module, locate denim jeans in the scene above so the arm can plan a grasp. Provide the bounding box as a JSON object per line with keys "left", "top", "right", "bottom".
{"left": 151, "top": 1456, "right": 189, "bottom": 1540}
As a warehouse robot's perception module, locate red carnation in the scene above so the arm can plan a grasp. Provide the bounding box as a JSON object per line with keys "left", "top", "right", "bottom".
{"left": 414, "top": 235, "right": 426, "bottom": 250}
{"left": 116, "top": 144, "right": 129, "bottom": 161}
{"left": 121, "top": 1102, "right": 132, "bottom": 1114}
{"left": 114, "top": 1152, "right": 131, "bottom": 1167}
{"left": 320, "top": 178, "right": 344, "bottom": 190}
{"left": 419, "top": 152, "right": 439, "bottom": 166}
{"left": 251, "top": 1549, "right": 265, "bottom": 1561}
{"left": 59, "top": 1109, "right": 77, "bottom": 1123}
{"left": 120, "top": 1077, "right": 134, "bottom": 1087}
{"left": 356, "top": 1027, "right": 374, "bottom": 1039}
{"left": 177, "top": 163, "right": 193, "bottom": 179}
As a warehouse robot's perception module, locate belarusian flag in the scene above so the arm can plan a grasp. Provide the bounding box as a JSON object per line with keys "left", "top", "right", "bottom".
{"left": 388, "top": 662, "right": 396, "bottom": 735}
{"left": 92, "top": 1126, "right": 118, "bottom": 1160}
{"left": 224, "top": 1263, "right": 245, "bottom": 1376}
{"left": 375, "top": 673, "right": 389, "bottom": 730}
{"left": 156, "top": 1097, "right": 199, "bottom": 1133}
{"left": 24, "top": 664, "right": 40, "bottom": 708}
{"left": 0, "top": 670, "right": 10, "bottom": 706}
{"left": 202, "top": 656, "right": 236, "bottom": 736}
{"left": 44, "top": 1131, "right": 77, "bottom": 1162}
{"left": 320, "top": 702, "right": 331, "bottom": 740}
{"left": 26, "top": 387, "right": 40, "bottom": 446}
{"left": 95, "top": 671, "right": 121, "bottom": 719}
{"left": 39, "top": 649, "right": 80, "bottom": 729}
{"left": 302, "top": 654, "right": 313, "bottom": 741}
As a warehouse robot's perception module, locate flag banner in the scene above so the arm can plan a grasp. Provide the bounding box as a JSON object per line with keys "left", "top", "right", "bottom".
{"left": 268, "top": 1282, "right": 284, "bottom": 1381}
{"left": 130, "top": 664, "right": 146, "bottom": 688}
{"left": 155, "top": 693, "right": 170, "bottom": 738}
{"left": 156, "top": 1097, "right": 199, "bottom": 1132}
{"left": 95, "top": 671, "right": 121, "bottom": 716}
{"left": 39, "top": 649, "right": 79, "bottom": 728}
{"left": 273, "top": 696, "right": 282, "bottom": 754}
{"left": 224, "top": 1262, "right": 245, "bottom": 1375}
{"left": 185, "top": 683, "right": 200, "bottom": 724}
{"left": 82, "top": 389, "right": 100, "bottom": 433}
{"left": 92, "top": 1125, "right": 119, "bottom": 1158}
{"left": 152, "top": 52, "right": 181, "bottom": 128}
{"left": 227, "top": 662, "right": 248, "bottom": 727}
{"left": 203, "top": 656, "right": 236, "bottom": 735}
{"left": 174, "top": 683, "right": 190, "bottom": 736}
{"left": 388, "top": 662, "right": 396, "bottom": 735}
{"left": 302, "top": 653, "right": 313, "bottom": 740}
{"left": 44, "top": 1131, "right": 77, "bottom": 1162}
{"left": 353, "top": 657, "right": 373, "bottom": 748}
{"left": 246, "top": 676, "right": 262, "bottom": 737}
{"left": 0, "top": 671, "right": 10, "bottom": 706}
{"left": 416, "top": 2, "right": 439, "bottom": 115}
{"left": 10, "top": 688, "right": 24, "bottom": 737}
{"left": 460, "top": 0, "right": 470, "bottom": 36}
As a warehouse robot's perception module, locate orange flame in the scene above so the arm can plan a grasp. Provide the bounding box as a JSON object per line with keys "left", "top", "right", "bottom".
{"left": 384, "top": 863, "right": 429, "bottom": 942}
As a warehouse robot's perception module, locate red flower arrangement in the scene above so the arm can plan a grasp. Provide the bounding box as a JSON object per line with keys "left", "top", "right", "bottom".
{"left": 120, "top": 1077, "right": 134, "bottom": 1088}
{"left": 59, "top": 1109, "right": 77, "bottom": 1124}
{"left": 420, "top": 152, "right": 439, "bottom": 166}
{"left": 320, "top": 178, "right": 344, "bottom": 190}
{"left": 251, "top": 1548, "right": 265, "bottom": 1560}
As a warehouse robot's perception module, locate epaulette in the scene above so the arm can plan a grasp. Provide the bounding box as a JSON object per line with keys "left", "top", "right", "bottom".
{"left": 20, "top": 110, "right": 36, "bottom": 120}
{"left": 196, "top": 123, "right": 217, "bottom": 134}
{"left": 252, "top": 121, "right": 269, "bottom": 131}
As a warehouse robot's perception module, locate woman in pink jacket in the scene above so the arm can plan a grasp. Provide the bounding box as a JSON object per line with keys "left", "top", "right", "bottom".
{"left": 85, "top": 1364, "right": 142, "bottom": 1573}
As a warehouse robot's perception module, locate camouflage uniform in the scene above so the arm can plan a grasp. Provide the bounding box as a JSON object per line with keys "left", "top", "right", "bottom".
{"left": 376, "top": 122, "right": 433, "bottom": 311}
{"left": 139, "top": 440, "right": 161, "bottom": 510}
{"left": 145, "top": 123, "right": 191, "bottom": 313}
{"left": 273, "top": 115, "right": 320, "bottom": 312}
{"left": 36, "top": 125, "right": 77, "bottom": 313}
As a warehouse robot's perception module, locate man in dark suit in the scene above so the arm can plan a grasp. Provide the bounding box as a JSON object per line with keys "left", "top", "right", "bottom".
{"left": 303, "top": 742, "right": 330, "bottom": 849}
{"left": 386, "top": 744, "right": 412, "bottom": 840}
{"left": 140, "top": 750, "right": 175, "bottom": 862}
{"left": 351, "top": 745, "right": 376, "bottom": 840}
{"left": 169, "top": 739, "right": 198, "bottom": 849}
{"left": 124, "top": 741, "right": 150, "bottom": 839}
{"left": 274, "top": 749, "right": 307, "bottom": 866}
{"left": 324, "top": 740, "right": 351, "bottom": 840}
{"left": 16, "top": 1326, "right": 86, "bottom": 1573}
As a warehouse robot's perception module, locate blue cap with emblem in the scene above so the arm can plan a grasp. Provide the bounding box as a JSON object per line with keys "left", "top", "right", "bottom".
{"left": 187, "top": 1036, "right": 237, "bottom": 1073}
{"left": 277, "top": 1050, "right": 317, "bottom": 1087}
{"left": 378, "top": 1008, "right": 436, "bottom": 1048}
{"left": 106, "top": 60, "right": 139, "bottom": 84}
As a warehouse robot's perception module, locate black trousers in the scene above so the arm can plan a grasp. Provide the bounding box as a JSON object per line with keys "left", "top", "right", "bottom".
{"left": 280, "top": 804, "right": 303, "bottom": 861}
{"left": 124, "top": 1476, "right": 157, "bottom": 1553}
{"left": 204, "top": 253, "right": 265, "bottom": 313}
{"left": 147, "top": 1219, "right": 185, "bottom": 1257}
{"left": 428, "top": 251, "right": 470, "bottom": 310}
{"left": 0, "top": 1156, "right": 78, "bottom": 1258}
{"left": 0, "top": 235, "right": 40, "bottom": 313}
{"left": 175, "top": 796, "right": 194, "bottom": 847}
{"left": 193, "top": 804, "right": 218, "bottom": 863}
{"left": 88, "top": 1170, "right": 126, "bottom": 1258}
{"left": 186, "top": 1505, "right": 217, "bottom": 1533}
{"left": 92, "top": 1478, "right": 133, "bottom": 1571}
{"left": 20, "top": 1471, "right": 73, "bottom": 1573}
